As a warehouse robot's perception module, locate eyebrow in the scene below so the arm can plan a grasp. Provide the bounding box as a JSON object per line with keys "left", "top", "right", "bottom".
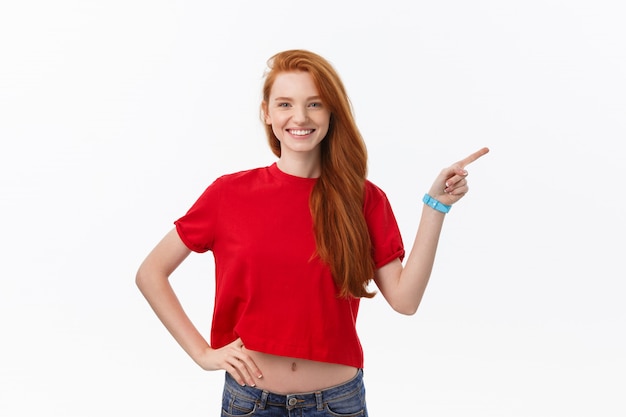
{"left": 272, "top": 96, "right": 322, "bottom": 102}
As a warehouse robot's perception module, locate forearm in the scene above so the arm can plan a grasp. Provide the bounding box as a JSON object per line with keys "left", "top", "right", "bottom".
{"left": 136, "top": 272, "right": 211, "bottom": 367}
{"left": 399, "top": 207, "right": 446, "bottom": 310}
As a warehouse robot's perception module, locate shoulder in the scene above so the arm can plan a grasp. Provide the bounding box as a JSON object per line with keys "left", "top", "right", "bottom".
{"left": 217, "top": 166, "right": 268, "bottom": 181}
{"left": 212, "top": 166, "right": 271, "bottom": 187}
{"left": 365, "top": 179, "right": 386, "bottom": 195}
{"left": 192, "top": 166, "right": 270, "bottom": 203}
{"left": 364, "top": 179, "right": 389, "bottom": 204}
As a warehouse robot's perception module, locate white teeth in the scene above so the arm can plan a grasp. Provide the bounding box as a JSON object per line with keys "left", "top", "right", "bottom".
{"left": 290, "top": 129, "right": 313, "bottom": 136}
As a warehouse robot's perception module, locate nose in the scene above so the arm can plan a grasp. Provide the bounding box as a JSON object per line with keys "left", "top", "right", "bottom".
{"left": 292, "top": 106, "right": 308, "bottom": 124}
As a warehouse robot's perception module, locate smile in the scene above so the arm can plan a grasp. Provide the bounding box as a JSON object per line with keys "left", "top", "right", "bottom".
{"left": 288, "top": 129, "right": 314, "bottom": 136}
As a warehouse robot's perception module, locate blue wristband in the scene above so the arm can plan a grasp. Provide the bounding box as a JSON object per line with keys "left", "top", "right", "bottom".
{"left": 422, "top": 194, "right": 451, "bottom": 213}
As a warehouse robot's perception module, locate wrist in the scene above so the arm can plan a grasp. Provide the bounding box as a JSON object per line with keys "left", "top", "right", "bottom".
{"left": 422, "top": 194, "right": 451, "bottom": 213}
{"left": 194, "top": 346, "right": 216, "bottom": 371}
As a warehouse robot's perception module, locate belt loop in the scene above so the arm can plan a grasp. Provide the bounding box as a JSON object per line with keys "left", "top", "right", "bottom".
{"left": 315, "top": 391, "right": 323, "bottom": 411}
{"left": 259, "top": 391, "right": 269, "bottom": 410}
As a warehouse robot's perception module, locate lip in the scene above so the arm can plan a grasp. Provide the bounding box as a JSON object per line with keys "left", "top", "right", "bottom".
{"left": 287, "top": 128, "right": 315, "bottom": 137}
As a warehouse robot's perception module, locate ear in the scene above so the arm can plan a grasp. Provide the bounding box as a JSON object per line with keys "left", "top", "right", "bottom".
{"left": 261, "top": 102, "right": 271, "bottom": 125}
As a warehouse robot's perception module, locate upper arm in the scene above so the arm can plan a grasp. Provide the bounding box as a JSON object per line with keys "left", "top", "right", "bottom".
{"left": 373, "top": 258, "right": 403, "bottom": 306}
{"left": 136, "top": 228, "right": 192, "bottom": 284}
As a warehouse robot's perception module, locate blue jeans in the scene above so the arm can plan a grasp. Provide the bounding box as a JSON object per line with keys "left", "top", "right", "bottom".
{"left": 221, "top": 369, "right": 368, "bottom": 416}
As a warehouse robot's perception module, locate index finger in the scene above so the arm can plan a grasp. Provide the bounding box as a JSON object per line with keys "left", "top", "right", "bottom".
{"left": 457, "top": 147, "right": 490, "bottom": 168}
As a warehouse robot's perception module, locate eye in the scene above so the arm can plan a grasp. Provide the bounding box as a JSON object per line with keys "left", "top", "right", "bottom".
{"left": 277, "top": 102, "right": 291, "bottom": 108}
{"left": 309, "top": 102, "right": 323, "bottom": 108}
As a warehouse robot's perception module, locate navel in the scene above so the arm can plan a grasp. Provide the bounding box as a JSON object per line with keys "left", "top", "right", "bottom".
{"left": 291, "top": 362, "right": 297, "bottom": 372}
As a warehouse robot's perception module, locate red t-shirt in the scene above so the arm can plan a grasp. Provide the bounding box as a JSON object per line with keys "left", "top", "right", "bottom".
{"left": 174, "top": 163, "right": 404, "bottom": 368}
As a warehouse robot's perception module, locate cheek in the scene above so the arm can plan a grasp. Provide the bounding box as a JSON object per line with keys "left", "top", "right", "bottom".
{"left": 271, "top": 124, "right": 283, "bottom": 140}
{"left": 319, "top": 114, "right": 331, "bottom": 134}
{"left": 266, "top": 110, "right": 285, "bottom": 126}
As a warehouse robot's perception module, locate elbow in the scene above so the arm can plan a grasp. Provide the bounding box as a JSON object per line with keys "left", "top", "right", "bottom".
{"left": 135, "top": 266, "right": 151, "bottom": 292}
{"left": 382, "top": 291, "right": 422, "bottom": 315}
{"left": 391, "top": 301, "right": 419, "bottom": 316}
{"left": 135, "top": 263, "right": 170, "bottom": 295}
{"left": 395, "top": 306, "right": 418, "bottom": 316}
{"left": 135, "top": 269, "right": 145, "bottom": 291}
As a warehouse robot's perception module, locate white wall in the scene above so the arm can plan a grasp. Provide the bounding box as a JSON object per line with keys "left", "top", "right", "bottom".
{"left": 1, "top": 1, "right": 624, "bottom": 416}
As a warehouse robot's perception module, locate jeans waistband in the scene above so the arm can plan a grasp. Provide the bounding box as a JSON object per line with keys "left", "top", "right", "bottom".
{"left": 224, "top": 368, "right": 364, "bottom": 411}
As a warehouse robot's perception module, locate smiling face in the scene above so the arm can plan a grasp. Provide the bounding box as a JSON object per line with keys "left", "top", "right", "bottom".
{"left": 263, "top": 71, "right": 331, "bottom": 165}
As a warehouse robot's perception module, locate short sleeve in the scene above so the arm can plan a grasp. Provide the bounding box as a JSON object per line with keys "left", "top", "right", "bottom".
{"left": 364, "top": 181, "right": 405, "bottom": 268}
{"left": 174, "top": 178, "right": 223, "bottom": 253}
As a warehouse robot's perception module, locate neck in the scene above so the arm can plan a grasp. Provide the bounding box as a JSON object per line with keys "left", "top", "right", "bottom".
{"left": 276, "top": 155, "right": 321, "bottom": 178}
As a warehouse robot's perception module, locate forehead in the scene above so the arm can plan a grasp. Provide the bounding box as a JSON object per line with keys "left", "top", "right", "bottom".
{"left": 269, "top": 71, "right": 319, "bottom": 98}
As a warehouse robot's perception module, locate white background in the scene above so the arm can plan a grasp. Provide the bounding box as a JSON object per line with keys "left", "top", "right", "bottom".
{"left": 1, "top": 1, "right": 625, "bottom": 416}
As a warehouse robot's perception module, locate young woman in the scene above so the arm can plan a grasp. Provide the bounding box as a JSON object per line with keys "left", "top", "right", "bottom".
{"left": 136, "top": 49, "right": 488, "bottom": 416}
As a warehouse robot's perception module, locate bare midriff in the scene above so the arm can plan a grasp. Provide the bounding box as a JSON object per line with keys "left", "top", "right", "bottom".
{"left": 242, "top": 347, "right": 358, "bottom": 394}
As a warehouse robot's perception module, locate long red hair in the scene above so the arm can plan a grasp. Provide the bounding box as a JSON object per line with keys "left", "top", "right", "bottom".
{"left": 261, "top": 49, "right": 375, "bottom": 298}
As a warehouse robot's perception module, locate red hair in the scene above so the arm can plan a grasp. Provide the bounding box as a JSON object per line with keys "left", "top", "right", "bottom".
{"left": 261, "top": 50, "right": 375, "bottom": 298}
